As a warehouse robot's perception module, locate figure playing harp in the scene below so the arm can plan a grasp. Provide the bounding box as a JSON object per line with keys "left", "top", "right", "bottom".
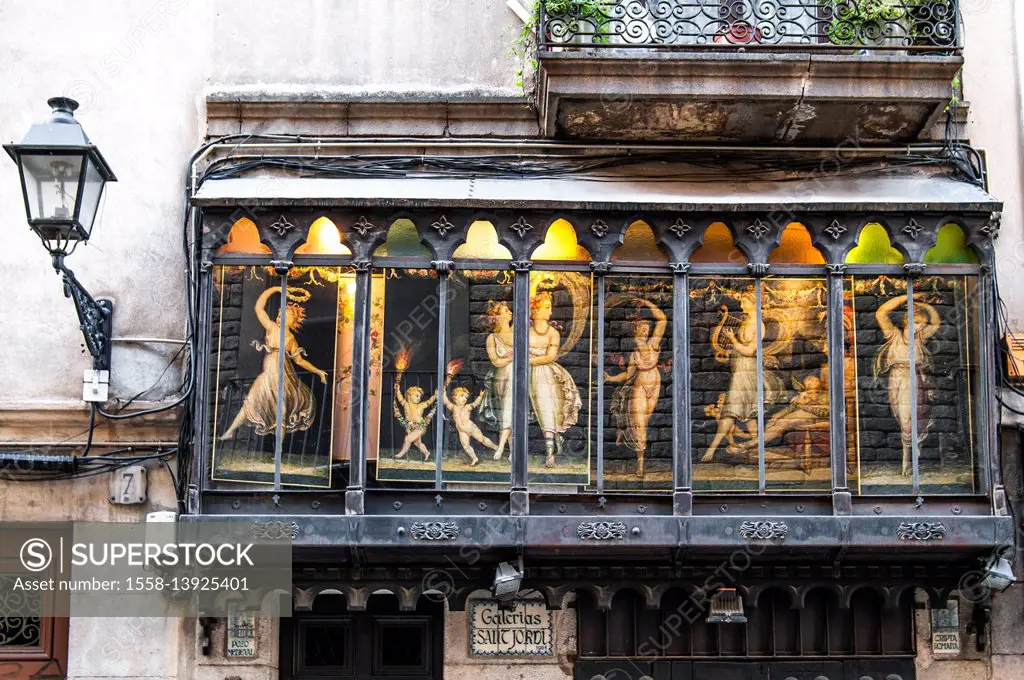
{"left": 606, "top": 298, "right": 668, "bottom": 478}
{"left": 700, "top": 287, "right": 785, "bottom": 462}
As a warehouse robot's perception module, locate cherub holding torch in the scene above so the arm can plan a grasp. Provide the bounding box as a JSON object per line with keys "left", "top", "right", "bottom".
{"left": 443, "top": 359, "right": 498, "bottom": 466}
{"left": 392, "top": 347, "right": 438, "bottom": 461}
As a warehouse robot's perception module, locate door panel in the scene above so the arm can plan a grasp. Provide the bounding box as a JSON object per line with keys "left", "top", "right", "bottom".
{"left": 769, "top": 661, "right": 843, "bottom": 679}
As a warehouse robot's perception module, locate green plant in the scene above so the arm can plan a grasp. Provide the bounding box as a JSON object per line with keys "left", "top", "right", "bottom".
{"left": 826, "top": 0, "right": 925, "bottom": 47}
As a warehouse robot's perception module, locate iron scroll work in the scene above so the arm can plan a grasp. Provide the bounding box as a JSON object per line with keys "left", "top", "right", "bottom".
{"left": 538, "top": 0, "right": 960, "bottom": 52}
{"left": 578, "top": 521, "right": 628, "bottom": 540}
{"left": 739, "top": 521, "right": 789, "bottom": 541}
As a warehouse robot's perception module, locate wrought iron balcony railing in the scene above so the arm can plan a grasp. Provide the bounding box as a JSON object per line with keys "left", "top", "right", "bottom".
{"left": 537, "top": 0, "right": 961, "bottom": 52}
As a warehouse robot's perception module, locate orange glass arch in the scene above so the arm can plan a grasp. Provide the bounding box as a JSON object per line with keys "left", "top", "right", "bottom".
{"left": 373, "top": 219, "right": 431, "bottom": 258}
{"left": 216, "top": 217, "right": 271, "bottom": 255}
{"left": 845, "top": 223, "right": 905, "bottom": 264}
{"left": 532, "top": 218, "right": 591, "bottom": 261}
{"left": 295, "top": 217, "right": 352, "bottom": 255}
{"left": 768, "top": 223, "right": 825, "bottom": 265}
{"left": 690, "top": 222, "right": 747, "bottom": 264}
{"left": 453, "top": 220, "right": 512, "bottom": 260}
{"left": 611, "top": 220, "right": 670, "bottom": 264}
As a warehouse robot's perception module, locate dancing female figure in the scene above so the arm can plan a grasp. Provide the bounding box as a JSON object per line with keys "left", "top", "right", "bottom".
{"left": 874, "top": 292, "right": 940, "bottom": 476}
{"left": 606, "top": 298, "right": 667, "bottom": 477}
{"left": 221, "top": 286, "right": 327, "bottom": 440}
{"left": 529, "top": 293, "right": 582, "bottom": 467}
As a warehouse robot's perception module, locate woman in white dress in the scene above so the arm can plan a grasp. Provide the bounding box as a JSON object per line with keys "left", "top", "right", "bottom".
{"left": 484, "top": 301, "right": 514, "bottom": 460}
{"left": 529, "top": 292, "right": 582, "bottom": 467}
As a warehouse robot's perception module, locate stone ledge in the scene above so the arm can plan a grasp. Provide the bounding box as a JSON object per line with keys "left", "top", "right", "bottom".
{"left": 0, "top": 404, "right": 180, "bottom": 446}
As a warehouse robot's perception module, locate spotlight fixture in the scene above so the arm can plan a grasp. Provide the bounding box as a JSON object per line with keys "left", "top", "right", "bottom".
{"left": 706, "top": 588, "right": 747, "bottom": 624}
{"left": 492, "top": 560, "right": 523, "bottom": 602}
{"left": 980, "top": 553, "right": 1016, "bottom": 594}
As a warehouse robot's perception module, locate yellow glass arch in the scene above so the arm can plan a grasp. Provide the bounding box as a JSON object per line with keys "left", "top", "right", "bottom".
{"left": 845, "top": 223, "right": 905, "bottom": 264}
{"left": 768, "top": 223, "right": 825, "bottom": 265}
{"left": 453, "top": 220, "right": 512, "bottom": 260}
{"left": 690, "top": 222, "right": 747, "bottom": 264}
{"left": 611, "top": 220, "right": 670, "bottom": 263}
{"left": 924, "top": 223, "right": 979, "bottom": 264}
{"left": 532, "top": 219, "right": 591, "bottom": 261}
{"left": 295, "top": 217, "right": 352, "bottom": 255}
{"left": 373, "top": 219, "right": 431, "bottom": 258}
{"left": 216, "top": 217, "right": 271, "bottom": 255}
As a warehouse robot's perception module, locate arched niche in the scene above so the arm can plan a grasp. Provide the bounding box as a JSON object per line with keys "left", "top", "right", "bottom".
{"left": 924, "top": 223, "right": 980, "bottom": 264}
{"left": 611, "top": 220, "right": 670, "bottom": 264}
{"left": 845, "top": 223, "right": 905, "bottom": 264}
{"left": 295, "top": 216, "right": 352, "bottom": 255}
{"left": 452, "top": 220, "right": 512, "bottom": 260}
{"left": 690, "top": 222, "right": 747, "bottom": 264}
{"left": 767, "top": 222, "right": 825, "bottom": 265}
{"left": 216, "top": 217, "right": 271, "bottom": 255}
{"left": 531, "top": 219, "right": 592, "bottom": 261}
{"left": 373, "top": 219, "right": 431, "bottom": 258}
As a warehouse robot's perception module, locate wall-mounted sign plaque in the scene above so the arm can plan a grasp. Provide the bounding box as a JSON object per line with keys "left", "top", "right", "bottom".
{"left": 469, "top": 599, "right": 553, "bottom": 657}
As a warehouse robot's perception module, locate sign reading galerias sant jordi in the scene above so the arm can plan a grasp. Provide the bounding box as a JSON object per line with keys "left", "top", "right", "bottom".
{"left": 470, "top": 600, "right": 553, "bottom": 657}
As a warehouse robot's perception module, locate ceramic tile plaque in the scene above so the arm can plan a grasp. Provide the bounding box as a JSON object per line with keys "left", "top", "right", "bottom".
{"left": 469, "top": 599, "right": 552, "bottom": 657}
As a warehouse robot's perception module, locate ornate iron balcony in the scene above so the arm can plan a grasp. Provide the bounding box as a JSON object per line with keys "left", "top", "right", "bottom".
{"left": 538, "top": 0, "right": 960, "bottom": 52}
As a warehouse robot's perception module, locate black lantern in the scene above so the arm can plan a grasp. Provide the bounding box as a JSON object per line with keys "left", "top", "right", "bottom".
{"left": 4, "top": 97, "right": 117, "bottom": 378}
{"left": 4, "top": 97, "right": 116, "bottom": 251}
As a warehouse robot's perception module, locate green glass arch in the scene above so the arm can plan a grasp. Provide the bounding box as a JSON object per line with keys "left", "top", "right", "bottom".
{"left": 373, "top": 219, "right": 431, "bottom": 258}
{"left": 845, "top": 223, "right": 905, "bottom": 264}
{"left": 924, "top": 223, "right": 980, "bottom": 264}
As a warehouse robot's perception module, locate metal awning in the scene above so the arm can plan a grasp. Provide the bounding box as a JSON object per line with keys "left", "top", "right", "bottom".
{"left": 192, "top": 172, "right": 1001, "bottom": 213}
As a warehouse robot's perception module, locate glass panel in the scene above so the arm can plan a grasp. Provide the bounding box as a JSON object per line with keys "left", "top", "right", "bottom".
{"left": 441, "top": 269, "right": 514, "bottom": 485}
{"left": 528, "top": 270, "right": 593, "bottom": 485}
{"left": 370, "top": 268, "right": 440, "bottom": 485}
{"left": 691, "top": 276, "right": 759, "bottom": 491}
{"left": 848, "top": 275, "right": 915, "bottom": 494}
{"left": 301, "top": 622, "right": 351, "bottom": 668}
{"left": 846, "top": 223, "right": 905, "bottom": 264}
{"left": 767, "top": 223, "right": 825, "bottom": 265}
{"left": 924, "top": 224, "right": 980, "bottom": 264}
{"left": 77, "top": 157, "right": 105, "bottom": 233}
{"left": 295, "top": 217, "right": 351, "bottom": 255}
{"left": 690, "top": 222, "right": 747, "bottom": 264}
{"left": 532, "top": 219, "right": 591, "bottom": 261}
{"left": 216, "top": 218, "right": 271, "bottom": 255}
{"left": 373, "top": 219, "right": 431, "bottom": 257}
{"left": 20, "top": 153, "right": 83, "bottom": 222}
{"left": 600, "top": 275, "right": 673, "bottom": 491}
{"left": 376, "top": 624, "right": 427, "bottom": 669}
{"left": 761, "top": 277, "right": 831, "bottom": 492}
{"left": 916, "top": 275, "right": 980, "bottom": 493}
{"left": 611, "top": 220, "right": 670, "bottom": 264}
{"left": 453, "top": 220, "right": 512, "bottom": 260}
{"left": 210, "top": 266, "right": 342, "bottom": 487}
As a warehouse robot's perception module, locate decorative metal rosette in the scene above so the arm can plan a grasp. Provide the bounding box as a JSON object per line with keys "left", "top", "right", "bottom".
{"left": 410, "top": 521, "right": 461, "bottom": 541}
{"left": 896, "top": 522, "right": 946, "bottom": 541}
{"left": 250, "top": 520, "right": 300, "bottom": 540}
{"left": 739, "top": 520, "right": 789, "bottom": 540}
{"left": 577, "top": 521, "right": 627, "bottom": 541}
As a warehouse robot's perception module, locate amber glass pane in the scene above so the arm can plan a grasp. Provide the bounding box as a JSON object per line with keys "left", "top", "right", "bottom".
{"left": 600, "top": 275, "right": 673, "bottom": 491}
{"left": 295, "top": 217, "right": 352, "bottom": 255}
{"left": 532, "top": 219, "right": 591, "bottom": 261}
{"left": 690, "top": 222, "right": 747, "bottom": 264}
{"left": 848, "top": 275, "right": 915, "bottom": 494}
{"left": 767, "top": 223, "right": 825, "bottom": 265}
{"left": 452, "top": 221, "right": 512, "bottom": 260}
{"left": 216, "top": 218, "right": 271, "bottom": 255}
{"left": 611, "top": 221, "right": 670, "bottom": 264}
{"left": 761, "top": 277, "right": 831, "bottom": 491}
{"left": 373, "top": 219, "right": 431, "bottom": 258}
{"left": 916, "top": 275, "right": 980, "bottom": 493}
{"left": 846, "top": 223, "right": 904, "bottom": 264}
{"left": 440, "top": 269, "right": 514, "bottom": 486}
{"left": 924, "top": 224, "right": 980, "bottom": 264}
{"left": 371, "top": 268, "right": 440, "bottom": 486}
{"left": 691, "top": 276, "right": 759, "bottom": 491}
{"left": 210, "top": 266, "right": 343, "bottom": 488}
{"left": 527, "top": 270, "right": 593, "bottom": 485}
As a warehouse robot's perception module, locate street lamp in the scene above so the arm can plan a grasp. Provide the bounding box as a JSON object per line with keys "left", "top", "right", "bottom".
{"left": 4, "top": 97, "right": 118, "bottom": 385}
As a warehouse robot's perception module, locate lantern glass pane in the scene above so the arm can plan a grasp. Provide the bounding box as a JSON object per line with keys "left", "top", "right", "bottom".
{"left": 20, "top": 153, "right": 83, "bottom": 223}
{"left": 77, "top": 156, "right": 106, "bottom": 234}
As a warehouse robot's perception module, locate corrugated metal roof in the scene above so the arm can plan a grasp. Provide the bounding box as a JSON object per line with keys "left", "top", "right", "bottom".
{"left": 192, "top": 173, "right": 1001, "bottom": 212}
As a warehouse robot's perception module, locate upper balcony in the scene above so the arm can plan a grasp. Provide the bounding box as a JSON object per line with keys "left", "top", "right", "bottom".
{"left": 535, "top": 0, "right": 963, "bottom": 143}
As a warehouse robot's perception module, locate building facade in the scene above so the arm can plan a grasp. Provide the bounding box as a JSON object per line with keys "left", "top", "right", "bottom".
{"left": 2, "top": 1, "right": 1024, "bottom": 679}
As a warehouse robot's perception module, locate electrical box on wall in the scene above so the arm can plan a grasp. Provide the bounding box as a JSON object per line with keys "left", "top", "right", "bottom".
{"left": 109, "top": 465, "right": 147, "bottom": 505}
{"left": 1004, "top": 334, "right": 1024, "bottom": 383}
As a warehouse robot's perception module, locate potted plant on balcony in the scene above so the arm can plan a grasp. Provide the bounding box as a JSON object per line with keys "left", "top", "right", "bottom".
{"left": 826, "top": 0, "right": 923, "bottom": 50}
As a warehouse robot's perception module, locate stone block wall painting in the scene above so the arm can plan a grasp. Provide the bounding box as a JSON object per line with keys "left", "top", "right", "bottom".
{"left": 600, "top": 276, "right": 674, "bottom": 492}
{"left": 209, "top": 266, "right": 344, "bottom": 488}
{"left": 847, "top": 274, "right": 980, "bottom": 494}
{"left": 527, "top": 270, "right": 593, "bottom": 486}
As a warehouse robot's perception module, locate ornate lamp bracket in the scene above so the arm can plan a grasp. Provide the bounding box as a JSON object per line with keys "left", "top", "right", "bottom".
{"left": 52, "top": 253, "right": 113, "bottom": 371}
